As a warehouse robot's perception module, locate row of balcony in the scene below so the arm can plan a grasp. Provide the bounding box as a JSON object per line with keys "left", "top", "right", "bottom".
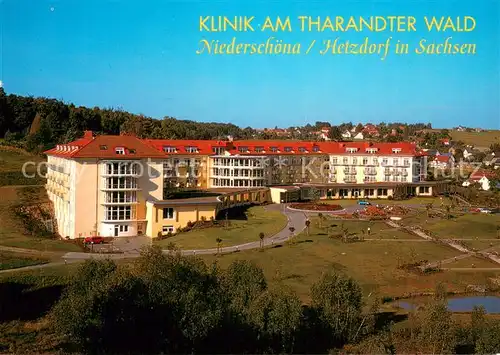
{"left": 331, "top": 161, "right": 411, "bottom": 167}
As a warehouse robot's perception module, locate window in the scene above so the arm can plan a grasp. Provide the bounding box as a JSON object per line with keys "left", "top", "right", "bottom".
{"left": 392, "top": 148, "right": 402, "bottom": 154}
{"left": 105, "top": 206, "right": 132, "bottom": 221}
{"left": 353, "top": 157, "right": 358, "bottom": 165}
{"left": 163, "top": 146, "right": 177, "bottom": 153}
{"left": 185, "top": 146, "right": 198, "bottom": 153}
{"left": 163, "top": 207, "right": 174, "bottom": 219}
{"left": 393, "top": 158, "right": 399, "bottom": 166}
{"left": 346, "top": 147, "right": 358, "bottom": 153}
{"left": 331, "top": 157, "right": 338, "bottom": 164}
{"left": 298, "top": 147, "right": 307, "bottom": 153}
{"left": 254, "top": 146, "right": 264, "bottom": 153}
{"left": 382, "top": 158, "right": 388, "bottom": 165}
{"left": 100, "top": 145, "right": 108, "bottom": 150}
{"left": 270, "top": 146, "right": 279, "bottom": 152}
{"left": 162, "top": 226, "right": 174, "bottom": 234}
{"left": 284, "top": 147, "right": 292, "bottom": 152}
{"left": 238, "top": 146, "right": 249, "bottom": 153}
{"left": 362, "top": 158, "right": 368, "bottom": 165}
{"left": 129, "top": 149, "right": 136, "bottom": 154}
{"left": 312, "top": 146, "right": 320, "bottom": 152}
{"left": 119, "top": 225, "right": 129, "bottom": 232}
{"left": 343, "top": 157, "right": 348, "bottom": 165}
{"left": 404, "top": 159, "right": 410, "bottom": 166}
{"left": 366, "top": 148, "right": 378, "bottom": 154}
{"left": 115, "top": 147, "right": 125, "bottom": 155}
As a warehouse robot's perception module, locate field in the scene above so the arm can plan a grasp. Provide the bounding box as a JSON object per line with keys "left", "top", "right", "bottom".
{"left": 154, "top": 205, "right": 287, "bottom": 249}
{"left": 402, "top": 212, "right": 500, "bottom": 240}
{"left": 449, "top": 130, "right": 500, "bottom": 148}
{"left": 0, "top": 185, "right": 83, "bottom": 253}
{"left": 0, "top": 147, "right": 46, "bottom": 186}
{"left": 202, "top": 216, "right": 500, "bottom": 301}
{"left": 0, "top": 251, "right": 49, "bottom": 271}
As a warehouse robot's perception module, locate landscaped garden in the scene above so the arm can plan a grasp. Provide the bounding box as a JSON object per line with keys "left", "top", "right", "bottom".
{"left": 153, "top": 205, "right": 287, "bottom": 250}
{"left": 288, "top": 202, "right": 343, "bottom": 211}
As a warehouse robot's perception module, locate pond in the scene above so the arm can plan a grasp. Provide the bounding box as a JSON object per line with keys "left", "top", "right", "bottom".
{"left": 396, "top": 296, "right": 500, "bottom": 314}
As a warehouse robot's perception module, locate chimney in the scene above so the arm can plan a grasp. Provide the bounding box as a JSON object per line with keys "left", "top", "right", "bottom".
{"left": 83, "top": 130, "right": 93, "bottom": 139}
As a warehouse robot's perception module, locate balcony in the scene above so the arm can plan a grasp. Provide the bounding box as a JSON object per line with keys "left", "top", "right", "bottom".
{"left": 384, "top": 169, "right": 391, "bottom": 175}
{"left": 343, "top": 177, "right": 357, "bottom": 183}
{"left": 364, "top": 169, "right": 377, "bottom": 175}
{"left": 343, "top": 168, "right": 357, "bottom": 174}
{"left": 101, "top": 184, "right": 139, "bottom": 191}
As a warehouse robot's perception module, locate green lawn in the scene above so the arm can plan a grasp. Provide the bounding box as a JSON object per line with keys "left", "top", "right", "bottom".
{"left": 202, "top": 216, "right": 475, "bottom": 301}
{"left": 0, "top": 251, "right": 49, "bottom": 271}
{"left": 317, "top": 218, "right": 421, "bottom": 240}
{"left": 403, "top": 212, "right": 500, "bottom": 240}
{"left": 443, "top": 255, "right": 500, "bottom": 269}
{"left": 0, "top": 186, "right": 83, "bottom": 253}
{"left": 154, "top": 205, "right": 287, "bottom": 250}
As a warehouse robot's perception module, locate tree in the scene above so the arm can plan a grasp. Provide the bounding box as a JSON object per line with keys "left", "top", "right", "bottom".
{"left": 216, "top": 237, "right": 223, "bottom": 254}
{"left": 328, "top": 126, "right": 342, "bottom": 141}
{"left": 318, "top": 213, "right": 324, "bottom": 228}
{"left": 311, "top": 271, "right": 363, "bottom": 345}
{"left": 248, "top": 287, "right": 302, "bottom": 353}
{"left": 425, "top": 203, "right": 433, "bottom": 217}
{"left": 445, "top": 204, "right": 452, "bottom": 219}
{"left": 222, "top": 260, "right": 267, "bottom": 317}
{"left": 305, "top": 219, "right": 311, "bottom": 237}
{"left": 259, "top": 232, "right": 265, "bottom": 249}
{"left": 288, "top": 226, "right": 296, "bottom": 243}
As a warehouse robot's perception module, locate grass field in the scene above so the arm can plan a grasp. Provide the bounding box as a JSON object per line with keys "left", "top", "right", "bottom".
{"left": 403, "top": 212, "right": 500, "bottom": 240}
{"left": 0, "top": 186, "right": 83, "bottom": 253}
{"left": 0, "top": 147, "right": 44, "bottom": 173}
{"left": 154, "top": 205, "right": 287, "bottom": 249}
{"left": 321, "top": 197, "right": 445, "bottom": 207}
{"left": 317, "top": 219, "right": 422, "bottom": 240}
{"left": 443, "top": 256, "right": 500, "bottom": 269}
{"left": 449, "top": 130, "right": 500, "bottom": 148}
{"left": 200, "top": 216, "right": 493, "bottom": 300}
{"left": 0, "top": 251, "right": 49, "bottom": 271}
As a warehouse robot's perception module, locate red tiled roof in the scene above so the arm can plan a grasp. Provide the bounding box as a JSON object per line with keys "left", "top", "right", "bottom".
{"left": 470, "top": 170, "right": 496, "bottom": 180}
{"left": 45, "top": 135, "right": 166, "bottom": 159}
{"left": 45, "top": 133, "right": 420, "bottom": 158}
{"left": 434, "top": 156, "right": 451, "bottom": 163}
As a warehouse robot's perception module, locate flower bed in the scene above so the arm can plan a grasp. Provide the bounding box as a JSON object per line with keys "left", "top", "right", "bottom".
{"left": 288, "top": 202, "right": 343, "bottom": 211}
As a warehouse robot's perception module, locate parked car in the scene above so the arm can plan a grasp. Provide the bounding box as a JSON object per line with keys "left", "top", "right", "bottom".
{"left": 358, "top": 200, "right": 371, "bottom": 206}
{"left": 479, "top": 208, "right": 492, "bottom": 214}
{"left": 84, "top": 236, "right": 105, "bottom": 244}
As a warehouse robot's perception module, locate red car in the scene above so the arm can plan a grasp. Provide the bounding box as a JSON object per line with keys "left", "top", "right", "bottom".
{"left": 84, "top": 236, "right": 105, "bottom": 244}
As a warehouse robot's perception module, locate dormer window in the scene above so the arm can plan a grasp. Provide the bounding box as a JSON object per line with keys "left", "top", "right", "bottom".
{"left": 115, "top": 147, "right": 125, "bottom": 155}
{"left": 298, "top": 147, "right": 307, "bottom": 153}
{"left": 100, "top": 145, "right": 108, "bottom": 150}
{"left": 238, "top": 146, "right": 249, "bottom": 153}
{"left": 366, "top": 148, "right": 378, "bottom": 154}
{"left": 312, "top": 146, "right": 320, "bottom": 152}
{"left": 346, "top": 147, "right": 358, "bottom": 153}
{"left": 212, "top": 147, "right": 224, "bottom": 155}
{"left": 129, "top": 149, "right": 136, "bottom": 154}
{"left": 284, "top": 147, "right": 293, "bottom": 152}
{"left": 392, "top": 148, "right": 402, "bottom": 154}
{"left": 270, "top": 146, "right": 279, "bottom": 152}
{"left": 254, "top": 146, "right": 264, "bottom": 153}
{"left": 163, "top": 146, "right": 177, "bottom": 153}
{"left": 185, "top": 146, "right": 198, "bottom": 153}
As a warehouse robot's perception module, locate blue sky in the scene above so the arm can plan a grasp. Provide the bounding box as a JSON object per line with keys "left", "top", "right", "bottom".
{"left": 2, "top": 0, "right": 499, "bottom": 129}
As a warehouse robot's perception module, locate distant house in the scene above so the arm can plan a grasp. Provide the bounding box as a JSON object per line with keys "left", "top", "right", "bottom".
{"left": 353, "top": 132, "right": 364, "bottom": 140}
{"left": 455, "top": 126, "right": 466, "bottom": 132}
{"left": 428, "top": 154, "right": 455, "bottom": 169}
{"left": 342, "top": 130, "right": 352, "bottom": 139}
{"left": 440, "top": 138, "right": 450, "bottom": 146}
{"left": 483, "top": 152, "right": 500, "bottom": 169}
{"left": 463, "top": 147, "right": 481, "bottom": 161}
{"left": 362, "top": 124, "right": 380, "bottom": 137}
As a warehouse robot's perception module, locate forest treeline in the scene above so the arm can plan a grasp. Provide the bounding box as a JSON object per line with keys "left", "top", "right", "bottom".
{"left": 0, "top": 88, "right": 256, "bottom": 152}
{"left": 0, "top": 89, "right": 434, "bottom": 153}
